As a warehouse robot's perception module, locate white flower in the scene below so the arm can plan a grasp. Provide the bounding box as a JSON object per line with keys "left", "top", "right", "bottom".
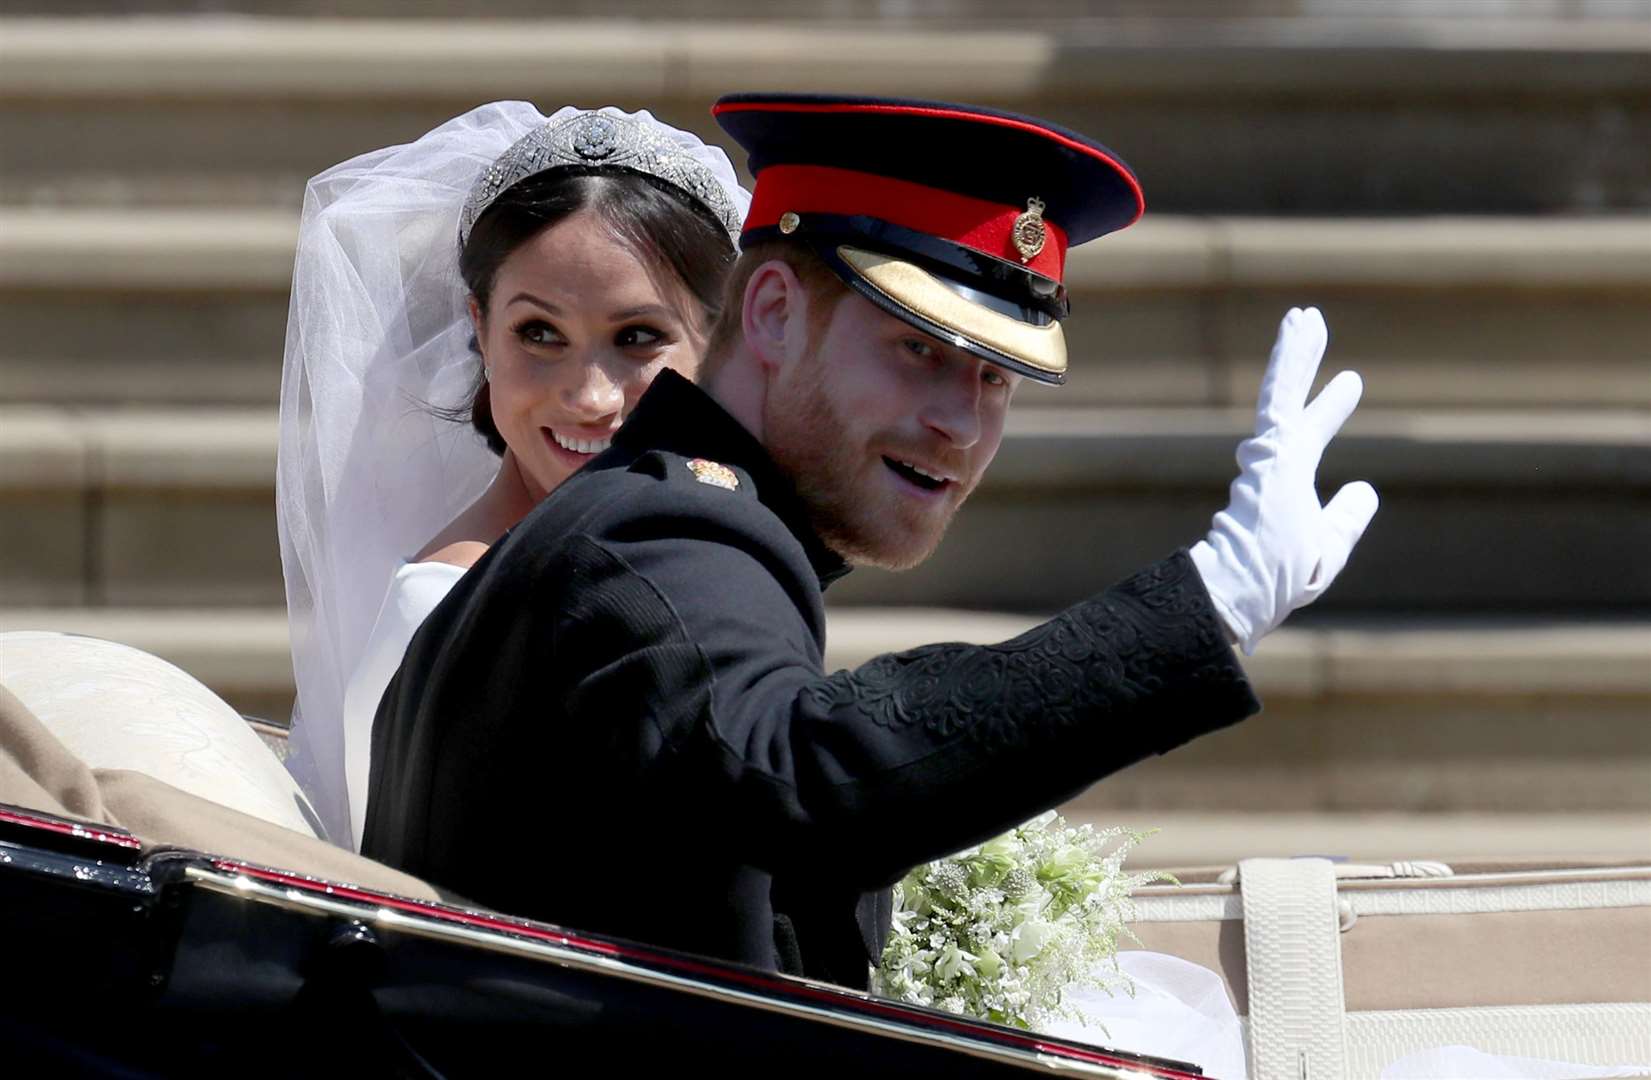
{"left": 1010, "top": 920, "right": 1054, "bottom": 964}
{"left": 875, "top": 813, "right": 1172, "bottom": 1030}
{"left": 935, "top": 943, "right": 976, "bottom": 983}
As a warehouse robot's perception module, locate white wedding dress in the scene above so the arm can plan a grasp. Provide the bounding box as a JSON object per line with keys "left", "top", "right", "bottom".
{"left": 335, "top": 560, "right": 466, "bottom": 852}
{"left": 1045, "top": 951, "right": 1248, "bottom": 1077}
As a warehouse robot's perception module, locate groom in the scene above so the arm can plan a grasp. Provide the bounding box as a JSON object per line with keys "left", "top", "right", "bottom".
{"left": 364, "top": 94, "right": 1378, "bottom": 989}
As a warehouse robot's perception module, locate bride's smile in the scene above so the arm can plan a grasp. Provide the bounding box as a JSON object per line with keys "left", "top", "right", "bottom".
{"left": 547, "top": 428, "right": 614, "bottom": 457}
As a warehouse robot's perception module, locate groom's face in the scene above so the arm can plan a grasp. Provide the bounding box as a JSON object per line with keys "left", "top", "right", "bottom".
{"left": 763, "top": 289, "right": 1020, "bottom": 570}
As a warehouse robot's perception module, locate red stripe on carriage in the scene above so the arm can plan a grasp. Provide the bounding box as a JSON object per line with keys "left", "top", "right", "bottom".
{"left": 0, "top": 805, "right": 142, "bottom": 849}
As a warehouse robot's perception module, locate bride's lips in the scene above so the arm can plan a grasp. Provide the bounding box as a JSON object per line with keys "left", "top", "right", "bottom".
{"left": 542, "top": 426, "right": 614, "bottom": 469}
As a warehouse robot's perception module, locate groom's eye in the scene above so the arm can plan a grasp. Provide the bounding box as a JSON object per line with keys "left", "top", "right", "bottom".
{"left": 515, "top": 320, "right": 565, "bottom": 348}
{"left": 615, "top": 325, "right": 666, "bottom": 349}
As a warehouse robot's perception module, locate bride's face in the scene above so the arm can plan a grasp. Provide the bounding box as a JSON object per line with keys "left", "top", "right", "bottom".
{"left": 470, "top": 208, "right": 709, "bottom": 502}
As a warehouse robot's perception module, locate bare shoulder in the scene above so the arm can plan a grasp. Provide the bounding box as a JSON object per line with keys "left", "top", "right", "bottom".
{"left": 413, "top": 484, "right": 513, "bottom": 567}
{"left": 413, "top": 539, "right": 490, "bottom": 569}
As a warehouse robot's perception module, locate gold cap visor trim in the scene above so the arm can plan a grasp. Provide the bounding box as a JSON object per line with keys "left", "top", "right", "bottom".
{"left": 837, "top": 246, "right": 1067, "bottom": 380}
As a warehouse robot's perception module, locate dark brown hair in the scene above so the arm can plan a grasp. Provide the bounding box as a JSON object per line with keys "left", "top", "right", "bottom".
{"left": 454, "top": 168, "right": 736, "bottom": 454}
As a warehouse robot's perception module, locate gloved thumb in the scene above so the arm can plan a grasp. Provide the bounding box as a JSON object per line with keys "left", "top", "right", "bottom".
{"left": 1304, "top": 481, "right": 1379, "bottom": 598}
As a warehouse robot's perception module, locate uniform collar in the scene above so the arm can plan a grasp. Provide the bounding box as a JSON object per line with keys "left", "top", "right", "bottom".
{"left": 614, "top": 370, "right": 851, "bottom": 588}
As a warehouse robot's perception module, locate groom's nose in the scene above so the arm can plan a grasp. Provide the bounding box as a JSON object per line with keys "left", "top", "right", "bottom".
{"left": 919, "top": 364, "right": 985, "bottom": 450}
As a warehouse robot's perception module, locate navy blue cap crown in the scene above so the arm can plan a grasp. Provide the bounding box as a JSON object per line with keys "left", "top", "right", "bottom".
{"left": 711, "top": 93, "right": 1145, "bottom": 383}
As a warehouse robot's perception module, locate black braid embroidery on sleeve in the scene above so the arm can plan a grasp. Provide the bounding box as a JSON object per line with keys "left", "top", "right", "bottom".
{"left": 804, "top": 553, "right": 1240, "bottom": 751}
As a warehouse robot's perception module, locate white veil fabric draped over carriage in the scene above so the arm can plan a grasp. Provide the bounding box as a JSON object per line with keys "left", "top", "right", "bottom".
{"left": 275, "top": 101, "right": 751, "bottom": 848}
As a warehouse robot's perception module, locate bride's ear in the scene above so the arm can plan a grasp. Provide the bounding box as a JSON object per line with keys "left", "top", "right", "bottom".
{"left": 742, "top": 259, "right": 804, "bottom": 375}
{"left": 466, "top": 295, "right": 487, "bottom": 357}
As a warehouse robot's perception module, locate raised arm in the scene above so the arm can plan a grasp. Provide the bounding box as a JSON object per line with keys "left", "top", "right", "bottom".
{"left": 554, "top": 503, "right": 1257, "bottom": 888}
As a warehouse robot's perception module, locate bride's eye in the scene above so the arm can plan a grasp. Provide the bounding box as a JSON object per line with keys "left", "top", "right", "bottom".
{"left": 515, "top": 320, "right": 565, "bottom": 348}
{"left": 615, "top": 325, "right": 667, "bottom": 349}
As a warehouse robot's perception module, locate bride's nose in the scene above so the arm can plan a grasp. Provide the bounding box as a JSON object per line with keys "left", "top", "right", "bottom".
{"left": 560, "top": 358, "right": 624, "bottom": 421}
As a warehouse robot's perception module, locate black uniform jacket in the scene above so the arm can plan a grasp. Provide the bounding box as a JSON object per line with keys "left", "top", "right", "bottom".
{"left": 363, "top": 371, "right": 1259, "bottom": 988}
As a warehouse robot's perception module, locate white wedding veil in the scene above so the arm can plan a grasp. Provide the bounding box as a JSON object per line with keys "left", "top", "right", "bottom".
{"left": 276, "top": 101, "right": 751, "bottom": 847}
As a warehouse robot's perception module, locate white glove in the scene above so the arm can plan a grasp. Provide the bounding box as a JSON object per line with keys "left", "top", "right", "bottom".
{"left": 1189, "top": 307, "right": 1379, "bottom": 654}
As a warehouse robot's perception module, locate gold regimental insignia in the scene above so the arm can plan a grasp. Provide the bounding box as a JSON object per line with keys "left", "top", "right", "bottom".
{"left": 1011, "top": 197, "right": 1048, "bottom": 264}
{"left": 686, "top": 458, "right": 739, "bottom": 491}
{"left": 778, "top": 211, "right": 801, "bottom": 235}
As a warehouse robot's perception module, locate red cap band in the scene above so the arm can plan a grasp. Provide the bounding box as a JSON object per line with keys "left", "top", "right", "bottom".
{"left": 745, "top": 164, "right": 1069, "bottom": 281}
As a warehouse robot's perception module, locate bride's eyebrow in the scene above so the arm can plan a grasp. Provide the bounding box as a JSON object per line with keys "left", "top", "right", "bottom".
{"left": 608, "top": 303, "right": 676, "bottom": 322}
{"left": 504, "top": 291, "right": 561, "bottom": 314}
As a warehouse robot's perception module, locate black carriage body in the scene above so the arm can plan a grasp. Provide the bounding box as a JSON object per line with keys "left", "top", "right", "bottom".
{"left": 0, "top": 804, "right": 1204, "bottom": 1079}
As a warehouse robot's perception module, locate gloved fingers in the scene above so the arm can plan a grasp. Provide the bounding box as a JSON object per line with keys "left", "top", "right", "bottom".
{"left": 1306, "top": 480, "right": 1380, "bottom": 595}
{"left": 1255, "top": 307, "right": 1328, "bottom": 434}
{"left": 1303, "top": 369, "right": 1364, "bottom": 453}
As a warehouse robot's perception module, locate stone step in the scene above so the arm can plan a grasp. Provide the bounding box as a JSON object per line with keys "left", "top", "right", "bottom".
{"left": 2, "top": 209, "right": 1647, "bottom": 409}
{"left": 1, "top": 606, "right": 1645, "bottom": 816}
{"left": 845, "top": 405, "right": 1651, "bottom": 613}
{"left": 832, "top": 612, "right": 1651, "bottom": 817}
{"left": 3, "top": 404, "right": 1645, "bottom": 612}
{"left": 1100, "top": 811, "right": 1651, "bottom": 869}
{"left": 2, "top": 16, "right": 1648, "bottom": 214}
{"left": 11, "top": 2, "right": 1651, "bottom": 20}
{"left": 0, "top": 407, "right": 279, "bottom": 607}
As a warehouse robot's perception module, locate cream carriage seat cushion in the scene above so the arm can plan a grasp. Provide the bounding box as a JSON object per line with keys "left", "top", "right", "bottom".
{"left": 0, "top": 679, "right": 444, "bottom": 901}
{"left": 0, "top": 631, "right": 318, "bottom": 838}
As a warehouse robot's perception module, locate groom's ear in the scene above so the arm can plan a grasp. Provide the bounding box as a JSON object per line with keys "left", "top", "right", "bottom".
{"left": 741, "top": 259, "right": 805, "bottom": 375}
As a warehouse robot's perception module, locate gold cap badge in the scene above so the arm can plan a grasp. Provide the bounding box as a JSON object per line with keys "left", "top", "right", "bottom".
{"left": 778, "top": 211, "right": 800, "bottom": 235}
{"left": 1011, "top": 197, "right": 1047, "bottom": 264}
{"left": 686, "top": 458, "right": 739, "bottom": 491}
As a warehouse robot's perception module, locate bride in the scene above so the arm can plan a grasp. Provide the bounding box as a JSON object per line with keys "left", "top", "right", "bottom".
{"left": 277, "top": 103, "right": 750, "bottom": 849}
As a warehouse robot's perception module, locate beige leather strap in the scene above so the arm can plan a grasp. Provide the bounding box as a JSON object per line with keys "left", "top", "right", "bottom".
{"left": 1239, "top": 857, "right": 1349, "bottom": 1080}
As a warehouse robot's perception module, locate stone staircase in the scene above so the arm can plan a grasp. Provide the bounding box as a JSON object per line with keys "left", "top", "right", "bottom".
{"left": 1, "top": 9, "right": 1647, "bottom": 865}
{"left": 4, "top": 14, "right": 1649, "bottom": 214}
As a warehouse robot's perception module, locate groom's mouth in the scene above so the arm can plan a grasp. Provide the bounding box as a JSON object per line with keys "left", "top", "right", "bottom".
{"left": 882, "top": 456, "right": 956, "bottom": 497}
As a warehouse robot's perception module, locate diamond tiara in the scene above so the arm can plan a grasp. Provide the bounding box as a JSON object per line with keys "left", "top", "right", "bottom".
{"left": 459, "top": 111, "right": 744, "bottom": 249}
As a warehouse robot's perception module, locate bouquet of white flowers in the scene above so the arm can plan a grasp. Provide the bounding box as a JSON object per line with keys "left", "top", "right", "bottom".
{"left": 872, "top": 812, "right": 1171, "bottom": 1031}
